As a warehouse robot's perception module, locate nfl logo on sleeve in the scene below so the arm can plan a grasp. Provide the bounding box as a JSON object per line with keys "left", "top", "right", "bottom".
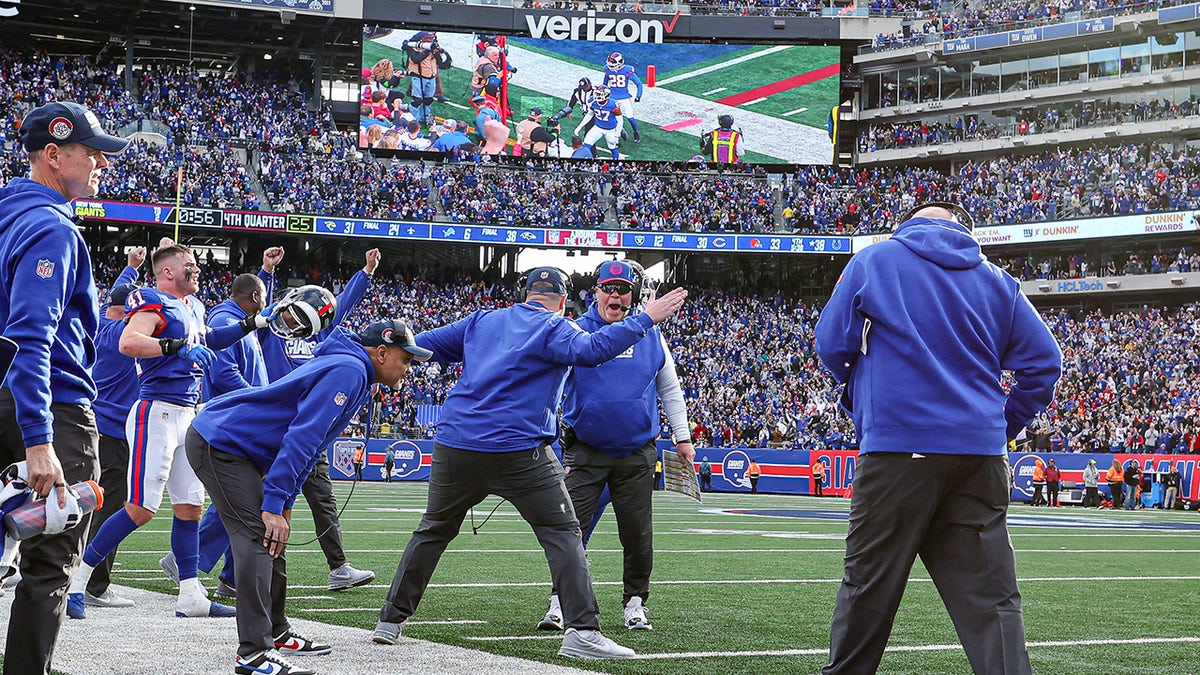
{"left": 334, "top": 392, "right": 347, "bottom": 406}
{"left": 36, "top": 260, "right": 55, "bottom": 279}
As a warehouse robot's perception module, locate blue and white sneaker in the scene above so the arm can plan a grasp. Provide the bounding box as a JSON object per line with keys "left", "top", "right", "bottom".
{"left": 66, "top": 592, "right": 86, "bottom": 620}
{"left": 176, "top": 593, "right": 236, "bottom": 618}
{"left": 234, "top": 649, "right": 313, "bottom": 675}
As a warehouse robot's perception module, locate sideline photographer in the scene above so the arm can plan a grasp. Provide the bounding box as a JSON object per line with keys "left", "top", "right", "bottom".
{"left": 403, "top": 31, "right": 452, "bottom": 125}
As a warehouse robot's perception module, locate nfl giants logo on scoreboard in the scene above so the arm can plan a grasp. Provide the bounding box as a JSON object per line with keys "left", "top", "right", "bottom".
{"left": 36, "top": 259, "right": 55, "bottom": 279}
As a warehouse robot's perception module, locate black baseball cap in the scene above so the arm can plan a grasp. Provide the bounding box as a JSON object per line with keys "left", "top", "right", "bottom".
{"left": 525, "top": 267, "right": 569, "bottom": 295}
{"left": 20, "top": 102, "right": 130, "bottom": 154}
{"left": 358, "top": 320, "right": 433, "bottom": 361}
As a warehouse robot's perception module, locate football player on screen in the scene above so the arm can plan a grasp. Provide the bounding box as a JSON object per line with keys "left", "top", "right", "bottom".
{"left": 601, "top": 52, "right": 644, "bottom": 143}
{"left": 576, "top": 86, "right": 623, "bottom": 159}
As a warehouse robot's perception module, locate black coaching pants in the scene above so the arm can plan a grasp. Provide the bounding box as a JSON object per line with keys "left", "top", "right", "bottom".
{"left": 824, "top": 452, "right": 1032, "bottom": 675}
{"left": 0, "top": 389, "right": 99, "bottom": 675}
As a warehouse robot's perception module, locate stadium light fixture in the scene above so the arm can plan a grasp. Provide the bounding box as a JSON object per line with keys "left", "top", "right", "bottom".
{"left": 263, "top": 53, "right": 273, "bottom": 60}
{"left": 1038, "top": 283, "right": 1051, "bottom": 292}
{"left": 773, "top": 19, "right": 786, "bottom": 29}
{"left": 1171, "top": 277, "right": 1185, "bottom": 285}
{"left": 1105, "top": 280, "right": 1121, "bottom": 289}
{"left": 419, "top": 4, "right": 432, "bottom": 14}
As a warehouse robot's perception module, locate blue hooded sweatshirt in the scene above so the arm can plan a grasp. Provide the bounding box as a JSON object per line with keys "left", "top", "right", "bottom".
{"left": 417, "top": 303, "right": 656, "bottom": 452}
{"left": 561, "top": 303, "right": 666, "bottom": 456}
{"left": 191, "top": 327, "right": 374, "bottom": 514}
{"left": 815, "top": 216, "right": 1062, "bottom": 455}
{"left": 0, "top": 177, "right": 98, "bottom": 446}
{"left": 93, "top": 265, "right": 140, "bottom": 439}
{"left": 202, "top": 268, "right": 275, "bottom": 401}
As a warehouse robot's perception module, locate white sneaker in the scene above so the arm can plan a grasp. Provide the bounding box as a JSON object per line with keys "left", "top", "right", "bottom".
{"left": 327, "top": 563, "right": 375, "bottom": 591}
{"left": 537, "top": 594, "right": 563, "bottom": 631}
{"left": 558, "top": 628, "right": 635, "bottom": 659}
{"left": 372, "top": 620, "right": 404, "bottom": 645}
{"left": 623, "top": 596, "right": 652, "bottom": 630}
{"left": 176, "top": 592, "right": 236, "bottom": 618}
{"left": 85, "top": 589, "right": 135, "bottom": 608}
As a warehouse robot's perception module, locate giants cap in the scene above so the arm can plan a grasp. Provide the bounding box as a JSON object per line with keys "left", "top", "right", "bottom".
{"left": 525, "top": 267, "right": 569, "bottom": 295}
{"left": 597, "top": 261, "right": 636, "bottom": 286}
{"left": 20, "top": 102, "right": 130, "bottom": 154}
{"left": 359, "top": 320, "right": 433, "bottom": 361}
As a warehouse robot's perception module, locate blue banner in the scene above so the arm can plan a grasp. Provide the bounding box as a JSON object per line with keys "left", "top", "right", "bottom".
{"left": 1159, "top": 3, "right": 1199, "bottom": 24}
{"left": 75, "top": 200, "right": 854, "bottom": 256}
{"left": 941, "top": 16, "right": 1113, "bottom": 54}
{"left": 328, "top": 440, "right": 1200, "bottom": 510}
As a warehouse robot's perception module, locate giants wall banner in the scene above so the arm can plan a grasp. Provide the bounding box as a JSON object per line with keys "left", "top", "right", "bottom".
{"left": 327, "top": 440, "right": 1197, "bottom": 506}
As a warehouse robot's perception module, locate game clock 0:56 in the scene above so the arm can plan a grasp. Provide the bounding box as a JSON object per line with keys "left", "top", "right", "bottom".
{"left": 176, "top": 207, "right": 220, "bottom": 228}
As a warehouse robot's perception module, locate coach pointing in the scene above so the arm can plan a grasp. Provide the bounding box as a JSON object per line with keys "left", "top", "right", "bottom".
{"left": 0, "top": 101, "right": 129, "bottom": 675}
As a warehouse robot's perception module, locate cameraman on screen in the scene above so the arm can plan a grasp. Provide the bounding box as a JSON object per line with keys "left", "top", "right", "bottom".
{"left": 404, "top": 30, "right": 452, "bottom": 126}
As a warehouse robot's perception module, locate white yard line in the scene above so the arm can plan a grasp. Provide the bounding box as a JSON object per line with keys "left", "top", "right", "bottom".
{"left": 655, "top": 46, "right": 793, "bottom": 86}
{"left": 784, "top": 107, "right": 809, "bottom": 116}
{"left": 701, "top": 87, "right": 727, "bottom": 96}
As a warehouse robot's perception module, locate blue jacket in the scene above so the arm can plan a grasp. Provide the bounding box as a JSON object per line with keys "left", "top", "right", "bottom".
{"left": 93, "top": 265, "right": 140, "bottom": 439}
{"left": 0, "top": 178, "right": 99, "bottom": 446}
{"left": 815, "top": 216, "right": 1062, "bottom": 455}
{"left": 562, "top": 303, "right": 665, "bottom": 456}
{"left": 417, "top": 303, "right": 656, "bottom": 452}
{"left": 260, "top": 270, "right": 370, "bottom": 382}
{"left": 192, "top": 327, "right": 374, "bottom": 514}
{"left": 202, "top": 269, "right": 274, "bottom": 400}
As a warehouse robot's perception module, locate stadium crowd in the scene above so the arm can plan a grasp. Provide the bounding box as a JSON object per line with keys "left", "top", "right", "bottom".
{"left": 860, "top": 97, "right": 1200, "bottom": 151}
{"left": 87, "top": 248, "right": 1200, "bottom": 455}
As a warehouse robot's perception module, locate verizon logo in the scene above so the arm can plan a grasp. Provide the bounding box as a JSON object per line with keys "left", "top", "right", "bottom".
{"left": 525, "top": 9, "right": 680, "bottom": 44}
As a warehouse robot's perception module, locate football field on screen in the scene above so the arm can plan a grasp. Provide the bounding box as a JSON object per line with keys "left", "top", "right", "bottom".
{"left": 80, "top": 484, "right": 1200, "bottom": 673}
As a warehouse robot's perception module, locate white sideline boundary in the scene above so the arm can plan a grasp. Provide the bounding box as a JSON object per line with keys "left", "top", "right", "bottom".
{"left": 1, "top": 585, "right": 594, "bottom": 675}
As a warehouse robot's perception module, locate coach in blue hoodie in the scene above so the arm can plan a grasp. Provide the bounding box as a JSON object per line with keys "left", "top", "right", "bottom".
{"left": 0, "top": 101, "right": 129, "bottom": 675}
{"left": 373, "top": 268, "right": 688, "bottom": 660}
{"left": 815, "top": 203, "right": 1061, "bottom": 675}
{"left": 187, "top": 320, "right": 430, "bottom": 674}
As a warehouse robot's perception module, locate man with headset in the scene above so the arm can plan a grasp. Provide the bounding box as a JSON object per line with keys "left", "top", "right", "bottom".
{"left": 816, "top": 201, "right": 1061, "bottom": 675}
{"left": 373, "top": 268, "right": 688, "bottom": 660}
{"left": 187, "top": 316, "right": 430, "bottom": 675}
{"left": 538, "top": 259, "right": 693, "bottom": 633}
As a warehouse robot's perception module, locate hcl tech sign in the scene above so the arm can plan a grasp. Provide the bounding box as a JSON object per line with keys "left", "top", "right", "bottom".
{"left": 525, "top": 9, "right": 681, "bottom": 44}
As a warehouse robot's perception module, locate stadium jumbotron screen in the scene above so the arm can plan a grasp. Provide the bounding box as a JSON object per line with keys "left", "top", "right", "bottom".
{"left": 360, "top": 26, "right": 839, "bottom": 164}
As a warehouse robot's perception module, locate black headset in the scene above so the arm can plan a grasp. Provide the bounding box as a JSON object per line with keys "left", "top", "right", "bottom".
{"left": 515, "top": 266, "right": 573, "bottom": 303}
{"left": 592, "top": 259, "right": 654, "bottom": 309}
{"left": 898, "top": 201, "right": 975, "bottom": 231}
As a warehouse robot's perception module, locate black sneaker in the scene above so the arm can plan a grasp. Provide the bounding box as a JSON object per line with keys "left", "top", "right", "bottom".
{"left": 274, "top": 629, "right": 332, "bottom": 656}
{"left": 234, "top": 649, "right": 313, "bottom": 674}
{"left": 633, "top": 132, "right": 642, "bottom": 143}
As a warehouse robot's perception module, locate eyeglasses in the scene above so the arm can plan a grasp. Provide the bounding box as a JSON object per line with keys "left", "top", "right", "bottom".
{"left": 597, "top": 283, "right": 632, "bottom": 296}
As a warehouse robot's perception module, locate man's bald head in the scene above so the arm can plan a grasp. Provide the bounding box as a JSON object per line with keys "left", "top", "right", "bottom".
{"left": 913, "top": 205, "right": 959, "bottom": 223}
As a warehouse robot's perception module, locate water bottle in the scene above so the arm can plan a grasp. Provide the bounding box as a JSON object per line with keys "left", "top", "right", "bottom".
{"left": 3, "top": 481, "right": 104, "bottom": 540}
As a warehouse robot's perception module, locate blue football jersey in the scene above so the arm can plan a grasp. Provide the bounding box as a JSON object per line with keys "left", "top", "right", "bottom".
{"left": 602, "top": 65, "right": 640, "bottom": 100}
{"left": 125, "top": 286, "right": 206, "bottom": 406}
{"left": 590, "top": 99, "right": 621, "bottom": 131}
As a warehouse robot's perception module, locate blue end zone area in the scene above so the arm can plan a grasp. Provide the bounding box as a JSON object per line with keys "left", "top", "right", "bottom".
{"left": 728, "top": 508, "right": 1200, "bottom": 531}
{"left": 509, "top": 38, "right": 749, "bottom": 73}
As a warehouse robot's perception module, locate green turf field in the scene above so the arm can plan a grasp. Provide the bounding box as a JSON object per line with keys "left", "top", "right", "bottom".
{"left": 361, "top": 40, "right": 780, "bottom": 164}
{"left": 101, "top": 483, "right": 1200, "bottom": 674}
{"left": 656, "top": 46, "right": 839, "bottom": 131}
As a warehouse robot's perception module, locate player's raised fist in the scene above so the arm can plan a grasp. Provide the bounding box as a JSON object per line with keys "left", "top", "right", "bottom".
{"left": 365, "top": 249, "right": 382, "bottom": 275}
{"left": 158, "top": 236, "right": 174, "bottom": 250}
{"left": 127, "top": 246, "right": 147, "bottom": 269}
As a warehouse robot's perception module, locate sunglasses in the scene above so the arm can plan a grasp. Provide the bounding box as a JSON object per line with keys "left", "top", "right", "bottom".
{"left": 597, "top": 283, "right": 633, "bottom": 296}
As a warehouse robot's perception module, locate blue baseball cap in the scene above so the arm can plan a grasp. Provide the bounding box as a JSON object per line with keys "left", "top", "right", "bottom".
{"left": 597, "top": 261, "right": 636, "bottom": 286}
{"left": 358, "top": 320, "right": 433, "bottom": 361}
{"left": 525, "top": 267, "right": 569, "bottom": 294}
{"left": 20, "top": 102, "right": 130, "bottom": 154}
{"left": 108, "top": 283, "right": 139, "bottom": 308}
